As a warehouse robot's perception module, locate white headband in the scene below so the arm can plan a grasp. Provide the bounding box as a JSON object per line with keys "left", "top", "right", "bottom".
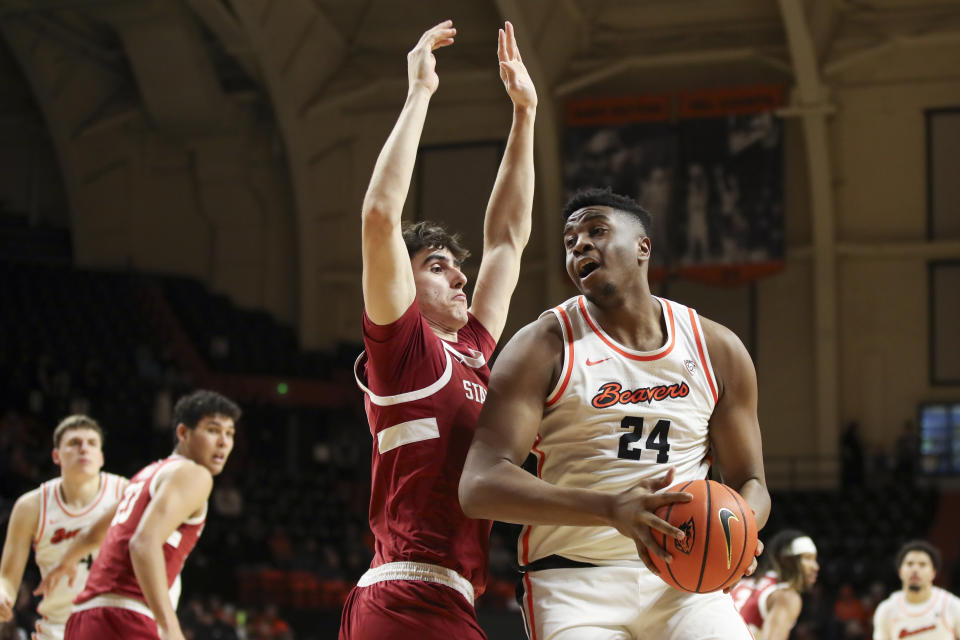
{"left": 784, "top": 536, "right": 817, "bottom": 556}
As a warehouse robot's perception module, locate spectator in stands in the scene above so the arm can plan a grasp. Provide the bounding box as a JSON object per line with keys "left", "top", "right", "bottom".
{"left": 840, "top": 421, "right": 865, "bottom": 485}
{"left": 893, "top": 420, "right": 919, "bottom": 483}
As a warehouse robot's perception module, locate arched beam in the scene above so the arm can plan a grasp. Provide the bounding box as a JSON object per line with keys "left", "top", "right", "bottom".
{"left": 493, "top": 0, "right": 572, "bottom": 306}
{"left": 778, "top": 0, "right": 839, "bottom": 481}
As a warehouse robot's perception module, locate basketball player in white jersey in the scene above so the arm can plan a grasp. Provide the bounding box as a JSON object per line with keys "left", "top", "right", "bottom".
{"left": 460, "top": 187, "right": 769, "bottom": 639}
{"left": 0, "top": 415, "right": 127, "bottom": 640}
{"left": 873, "top": 540, "right": 960, "bottom": 640}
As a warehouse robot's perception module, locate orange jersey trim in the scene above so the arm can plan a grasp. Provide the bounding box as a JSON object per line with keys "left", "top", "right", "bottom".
{"left": 578, "top": 296, "right": 676, "bottom": 361}
{"left": 546, "top": 306, "right": 575, "bottom": 407}
{"left": 53, "top": 473, "right": 109, "bottom": 518}
{"left": 687, "top": 308, "right": 718, "bottom": 404}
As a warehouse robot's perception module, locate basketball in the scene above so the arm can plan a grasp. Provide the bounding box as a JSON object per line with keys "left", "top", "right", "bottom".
{"left": 648, "top": 479, "right": 758, "bottom": 593}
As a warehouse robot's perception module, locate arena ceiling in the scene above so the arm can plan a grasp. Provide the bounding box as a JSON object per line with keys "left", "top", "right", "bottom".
{"left": 2, "top": 0, "right": 960, "bottom": 168}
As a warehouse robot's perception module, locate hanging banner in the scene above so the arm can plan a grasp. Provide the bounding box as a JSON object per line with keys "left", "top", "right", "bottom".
{"left": 563, "top": 85, "right": 785, "bottom": 285}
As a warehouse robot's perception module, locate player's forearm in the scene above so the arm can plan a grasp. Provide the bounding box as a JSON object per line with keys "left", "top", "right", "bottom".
{"left": 361, "top": 87, "right": 432, "bottom": 223}
{"left": 460, "top": 453, "right": 614, "bottom": 527}
{"left": 128, "top": 538, "right": 179, "bottom": 631}
{"left": 736, "top": 477, "right": 770, "bottom": 530}
{"left": 483, "top": 105, "right": 536, "bottom": 250}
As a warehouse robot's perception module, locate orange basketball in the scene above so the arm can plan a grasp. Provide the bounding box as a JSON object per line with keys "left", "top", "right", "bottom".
{"left": 648, "top": 479, "right": 758, "bottom": 593}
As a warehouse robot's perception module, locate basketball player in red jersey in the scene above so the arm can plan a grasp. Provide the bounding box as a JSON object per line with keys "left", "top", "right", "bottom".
{"left": 54, "top": 390, "right": 240, "bottom": 640}
{"left": 460, "top": 188, "right": 770, "bottom": 639}
{"left": 338, "top": 19, "right": 537, "bottom": 640}
{"left": 732, "top": 529, "right": 819, "bottom": 640}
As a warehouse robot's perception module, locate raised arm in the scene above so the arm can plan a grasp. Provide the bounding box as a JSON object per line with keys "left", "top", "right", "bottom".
{"left": 459, "top": 316, "right": 690, "bottom": 570}
{"left": 129, "top": 464, "right": 212, "bottom": 640}
{"left": 469, "top": 21, "right": 538, "bottom": 341}
{"left": 0, "top": 490, "right": 39, "bottom": 622}
{"left": 702, "top": 317, "right": 770, "bottom": 530}
{"left": 362, "top": 21, "right": 456, "bottom": 325}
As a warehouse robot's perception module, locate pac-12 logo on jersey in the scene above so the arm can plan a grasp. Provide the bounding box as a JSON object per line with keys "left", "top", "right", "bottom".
{"left": 462, "top": 380, "right": 487, "bottom": 404}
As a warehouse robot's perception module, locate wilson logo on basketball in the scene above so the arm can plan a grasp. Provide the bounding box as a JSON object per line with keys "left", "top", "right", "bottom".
{"left": 591, "top": 381, "right": 690, "bottom": 408}
{"left": 674, "top": 518, "right": 695, "bottom": 555}
{"left": 50, "top": 527, "right": 81, "bottom": 544}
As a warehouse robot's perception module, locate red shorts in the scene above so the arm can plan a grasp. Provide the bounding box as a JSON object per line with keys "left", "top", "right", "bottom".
{"left": 65, "top": 607, "right": 159, "bottom": 640}
{"left": 339, "top": 580, "right": 487, "bottom": 640}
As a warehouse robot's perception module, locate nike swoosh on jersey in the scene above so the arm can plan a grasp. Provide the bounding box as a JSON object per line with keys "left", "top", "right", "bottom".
{"left": 718, "top": 507, "right": 739, "bottom": 569}
{"left": 586, "top": 357, "right": 612, "bottom": 366}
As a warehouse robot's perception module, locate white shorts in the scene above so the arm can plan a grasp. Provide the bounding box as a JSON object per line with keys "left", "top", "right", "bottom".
{"left": 519, "top": 566, "right": 754, "bottom": 640}
{"left": 33, "top": 618, "right": 65, "bottom": 640}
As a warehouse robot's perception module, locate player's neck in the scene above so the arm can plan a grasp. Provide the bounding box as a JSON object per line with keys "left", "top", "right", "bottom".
{"left": 903, "top": 585, "right": 933, "bottom": 604}
{"left": 425, "top": 317, "right": 458, "bottom": 342}
{"left": 587, "top": 292, "right": 664, "bottom": 352}
{"left": 59, "top": 471, "right": 102, "bottom": 508}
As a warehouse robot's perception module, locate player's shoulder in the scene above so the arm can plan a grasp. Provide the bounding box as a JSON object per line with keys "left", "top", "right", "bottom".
{"left": 11, "top": 486, "right": 42, "bottom": 516}
{"left": 873, "top": 592, "right": 898, "bottom": 616}
{"left": 698, "top": 314, "right": 747, "bottom": 353}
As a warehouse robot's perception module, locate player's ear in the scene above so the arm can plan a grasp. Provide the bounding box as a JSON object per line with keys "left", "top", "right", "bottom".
{"left": 51, "top": 448, "right": 61, "bottom": 467}
{"left": 175, "top": 423, "right": 189, "bottom": 443}
{"left": 638, "top": 236, "right": 651, "bottom": 262}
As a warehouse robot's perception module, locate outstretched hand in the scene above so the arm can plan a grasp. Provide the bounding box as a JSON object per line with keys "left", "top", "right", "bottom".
{"left": 498, "top": 21, "right": 537, "bottom": 110}
{"left": 607, "top": 467, "right": 692, "bottom": 574}
{"left": 33, "top": 561, "right": 78, "bottom": 597}
{"left": 407, "top": 20, "right": 456, "bottom": 96}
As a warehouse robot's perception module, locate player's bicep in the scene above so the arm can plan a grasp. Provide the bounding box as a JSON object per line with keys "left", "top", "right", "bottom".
{"left": 473, "top": 318, "right": 561, "bottom": 465}
{"left": 705, "top": 321, "right": 764, "bottom": 487}
{"left": 133, "top": 466, "right": 212, "bottom": 547}
{"left": 361, "top": 213, "right": 416, "bottom": 325}
{"left": 0, "top": 491, "right": 40, "bottom": 584}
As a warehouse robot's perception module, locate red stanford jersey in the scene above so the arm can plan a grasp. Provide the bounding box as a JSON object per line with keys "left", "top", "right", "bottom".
{"left": 75, "top": 455, "right": 206, "bottom": 606}
{"left": 732, "top": 571, "right": 783, "bottom": 635}
{"left": 354, "top": 301, "right": 496, "bottom": 595}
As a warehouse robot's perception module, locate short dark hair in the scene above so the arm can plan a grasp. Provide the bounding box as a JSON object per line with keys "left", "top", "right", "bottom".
{"left": 563, "top": 187, "right": 653, "bottom": 234}
{"left": 895, "top": 539, "right": 940, "bottom": 572}
{"left": 762, "top": 529, "right": 816, "bottom": 593}
{"left": 53, "top": 415, "right": 103, "bottom": 448}
{"left": 402, "top": 221, "right": 470, "bottom": 265}
{"left": 172, "top": 390, "right": 241, "bottom": 436}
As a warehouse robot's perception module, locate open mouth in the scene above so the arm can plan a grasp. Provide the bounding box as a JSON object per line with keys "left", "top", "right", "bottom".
{"left": 577, "top": 260, "right": 599, "bottom": 279}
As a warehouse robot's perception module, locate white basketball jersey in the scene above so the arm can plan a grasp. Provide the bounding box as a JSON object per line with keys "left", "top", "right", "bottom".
{"left": 518, "top": 295, "right": 719, "bottom": 566}
{"left": 32, "top": 472, "right": 125, "bottom": 623}
{"left": 873, "top": 588, "right": 960, "bottom": 640}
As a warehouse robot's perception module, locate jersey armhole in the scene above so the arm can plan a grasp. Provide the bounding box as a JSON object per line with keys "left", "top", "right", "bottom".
{"left": 545, "top": 306, "right": 574, "bottom": 407}
{"left": 34, "top": 482, "right": 48, "bottom": 544}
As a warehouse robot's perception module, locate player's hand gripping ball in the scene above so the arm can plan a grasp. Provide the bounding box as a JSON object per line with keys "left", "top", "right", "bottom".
{"left": 648, "top": 479, "right": 757, "bottom": 592}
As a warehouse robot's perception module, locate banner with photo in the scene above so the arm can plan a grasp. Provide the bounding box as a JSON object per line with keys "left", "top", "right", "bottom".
{"left": 564, "top": 86, "right": 785, "bottom": 285}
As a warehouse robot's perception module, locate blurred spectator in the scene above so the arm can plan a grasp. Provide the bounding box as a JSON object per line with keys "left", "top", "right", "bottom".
{"left": 213, "top": 476, "right": 244, "bottom": 520}
{"left": 834, "top": 583, "right": 866, "bottom": 627}
{"left": 893, "top": 419, "right": 919, "bottom": 483}
{"left": 840, "top": 421, "right": 865, "bottom": 485}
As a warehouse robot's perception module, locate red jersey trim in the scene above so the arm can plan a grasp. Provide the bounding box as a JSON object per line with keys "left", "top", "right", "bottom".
{"left": 578, "top": 296, "right": 676, "bottom": 361}
{"left": 545, "top": 306, "right": 575, "bottom": 407}
{"left": 687, "top": 308, "right": 719, "bottom": 405}
{"left": 52, "top": 473, "right": 109, "bottom": 518}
